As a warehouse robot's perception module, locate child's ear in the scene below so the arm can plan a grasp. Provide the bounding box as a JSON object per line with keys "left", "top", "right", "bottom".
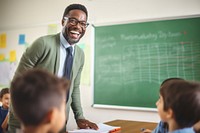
{"left": 166, "top": 108, "right": 174, "bottom": 119}
{"left": 45, "top": 108, "right": 58, "bottom": 124}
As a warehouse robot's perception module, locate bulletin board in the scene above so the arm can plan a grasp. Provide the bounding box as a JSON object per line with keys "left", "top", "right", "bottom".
{"left": 0, "top": 24, "right": 60, "bottom": 88}
{"left": 0, "top": 23, "right": 92, "bottom": 89}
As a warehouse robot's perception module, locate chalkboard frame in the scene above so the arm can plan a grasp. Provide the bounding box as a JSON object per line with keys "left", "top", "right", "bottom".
{"left": 92, "top": 15, "right": 200, "bottom": 111}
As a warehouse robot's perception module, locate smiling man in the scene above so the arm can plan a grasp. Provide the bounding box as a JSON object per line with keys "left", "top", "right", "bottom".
{"left": 8, "top": 4, "right": 98, "bottom": 133}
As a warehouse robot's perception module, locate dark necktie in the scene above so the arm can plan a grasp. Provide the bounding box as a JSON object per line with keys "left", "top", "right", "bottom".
{"left": 64, "top": 46, "right": 73, "bottom": 79}
{"left": 64, "top": 46, "right": 73, "bottom": 102}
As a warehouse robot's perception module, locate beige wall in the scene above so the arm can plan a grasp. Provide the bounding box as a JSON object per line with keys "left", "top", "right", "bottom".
{"left": 1, "top": 0, "right": 200, "bottom": 29}
{"left": 1, "top": 0, "right": 200, "bottom": 130}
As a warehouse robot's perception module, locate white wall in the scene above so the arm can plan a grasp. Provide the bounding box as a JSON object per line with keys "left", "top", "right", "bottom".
{"left": 1, "top": 0, "right": 200, "bottom": 130}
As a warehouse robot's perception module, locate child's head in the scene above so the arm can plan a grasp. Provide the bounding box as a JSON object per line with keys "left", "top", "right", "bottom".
{"left": 0, "top": 88, "right": 10, "bottom": 109}
{"left": 156, "top": 79, "right": 200, "bottom": 130}
{"left": 160, "top": 77, "right": 184, "bottom": 87}
{"left": 10, "top": 69, "right": 69, "bottom": 132}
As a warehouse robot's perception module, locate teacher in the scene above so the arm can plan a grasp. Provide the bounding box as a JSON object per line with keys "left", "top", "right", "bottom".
{"left": 8, "top": 3, "right": 98, "bottom": 133}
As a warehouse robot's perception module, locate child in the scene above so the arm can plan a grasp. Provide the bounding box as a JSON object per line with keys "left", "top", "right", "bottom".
{"left": 0, "top": 88, "right": 10, "bottom": 133}
{"left": 10, "top": 69, "right": 70, "bottom": 133}
{"left": 142, "top": 78, "right": 184, "bottom": 133}
{"left": 194, "top": 121, "right": 200, "bottom": 133}
{"left": 156, "top": 79, "right": 200, "bottom": 133}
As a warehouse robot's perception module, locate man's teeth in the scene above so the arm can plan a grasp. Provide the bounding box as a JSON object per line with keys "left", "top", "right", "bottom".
{"left": 70, "top": 31, "right": 80, "bottom": 35}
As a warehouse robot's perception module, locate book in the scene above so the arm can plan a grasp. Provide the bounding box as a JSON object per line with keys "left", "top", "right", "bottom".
{"left": 68, "top": 123, "right": 121, "bottom": 133}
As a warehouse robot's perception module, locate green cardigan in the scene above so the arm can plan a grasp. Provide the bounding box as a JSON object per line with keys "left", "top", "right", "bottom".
{"left": 9, "top": 33, "right": 85, "bottom": 127}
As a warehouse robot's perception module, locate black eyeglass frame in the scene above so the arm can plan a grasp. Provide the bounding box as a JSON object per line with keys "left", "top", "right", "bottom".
{"left": 64, "top": 17, "right": 89, "bottom": 28}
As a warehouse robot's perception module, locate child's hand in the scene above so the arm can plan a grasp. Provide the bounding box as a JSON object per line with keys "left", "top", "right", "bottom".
{"left": 5, "top": 103, "right": 9, "bottom": 109}
{"left": 140, "top": 129, "right": 152, "bottom": 133}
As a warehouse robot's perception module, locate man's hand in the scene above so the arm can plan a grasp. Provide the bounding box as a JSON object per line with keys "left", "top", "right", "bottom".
{"left": 76, "top": 119, "right": 99, "bottom": 130}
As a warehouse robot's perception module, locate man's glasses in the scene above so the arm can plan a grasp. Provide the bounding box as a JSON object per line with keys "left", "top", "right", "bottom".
{"left": 64, "top": 17, "right": 89, "bottom": 28}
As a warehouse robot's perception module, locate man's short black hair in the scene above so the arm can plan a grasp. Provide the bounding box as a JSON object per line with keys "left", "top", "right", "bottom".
{"left": 63, "top": 4, "right": 88, "bottom": 19}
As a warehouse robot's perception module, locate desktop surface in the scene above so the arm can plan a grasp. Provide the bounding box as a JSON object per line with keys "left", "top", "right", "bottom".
{"left": 105, "top": 119, "right": 158, "bottom": 133}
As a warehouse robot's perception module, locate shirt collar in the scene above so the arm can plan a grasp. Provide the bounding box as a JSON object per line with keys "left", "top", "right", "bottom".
{"left": 60, "top": 32, "right": 75, "bottom": 50}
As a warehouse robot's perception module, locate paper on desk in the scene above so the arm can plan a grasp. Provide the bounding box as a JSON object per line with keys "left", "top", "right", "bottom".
{"left": 68, "top": 123, "right": 120, "bottom": 133}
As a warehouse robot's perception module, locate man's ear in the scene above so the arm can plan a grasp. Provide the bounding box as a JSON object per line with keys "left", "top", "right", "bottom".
{"left": 61, "top": 19, "right": 65, "bottom": 26}
{"left": 62, "top": 19, "right": 68, "bottom": 27}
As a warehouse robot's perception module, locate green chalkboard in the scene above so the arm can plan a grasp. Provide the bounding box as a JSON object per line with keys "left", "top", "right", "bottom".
{"left": 94, "top": 16, "right": 200, "bottom": 109}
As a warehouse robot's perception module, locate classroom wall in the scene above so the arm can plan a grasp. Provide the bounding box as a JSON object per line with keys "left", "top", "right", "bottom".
{"left": 1, "top": 0, "right": 200, "bottom": 130}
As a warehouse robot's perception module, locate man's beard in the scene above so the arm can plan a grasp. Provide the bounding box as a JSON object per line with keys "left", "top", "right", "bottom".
{"left": 66, "top": 35, "right": 80, "bottom": 44}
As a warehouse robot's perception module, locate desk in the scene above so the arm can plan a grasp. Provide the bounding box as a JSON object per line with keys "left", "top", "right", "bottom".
{"left": 105, "top": 120, "right": 158, "bottom": 133}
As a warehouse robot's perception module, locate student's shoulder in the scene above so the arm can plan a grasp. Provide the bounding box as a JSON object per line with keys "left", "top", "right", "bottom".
{"left": 0, "top": 106, "right": 5, "bottom": 110}
{"left": 171, "top": 127, "right": 195, "bottom": 133}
